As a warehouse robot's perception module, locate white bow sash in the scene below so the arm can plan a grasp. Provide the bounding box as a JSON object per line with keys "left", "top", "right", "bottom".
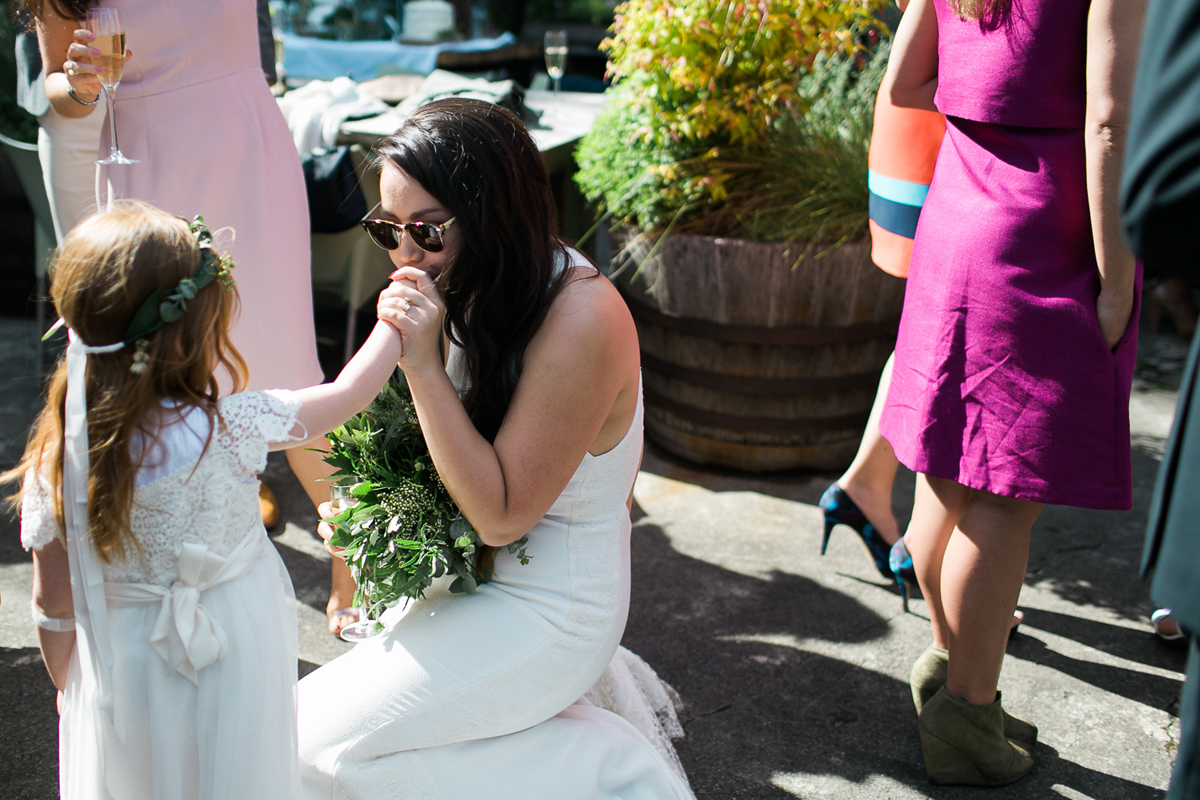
{"left": 106, "top": 529, "right": 264, "bottom": 686}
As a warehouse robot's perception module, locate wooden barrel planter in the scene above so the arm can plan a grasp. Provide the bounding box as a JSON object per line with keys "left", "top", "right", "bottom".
{"left": 612, "top": 231, "right": 906, "bottom": 472}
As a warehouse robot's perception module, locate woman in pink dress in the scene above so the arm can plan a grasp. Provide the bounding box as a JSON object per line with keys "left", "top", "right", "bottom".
{"left": 879, "top": 0, "right": 1146, "bottom": 786}
{"left": 32, "top": 0, "right": 357, "bottom": 629}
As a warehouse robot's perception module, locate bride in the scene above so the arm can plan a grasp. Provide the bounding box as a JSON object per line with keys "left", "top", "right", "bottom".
{"left": 296, "top": 98, "right": 695, "bottom": 799}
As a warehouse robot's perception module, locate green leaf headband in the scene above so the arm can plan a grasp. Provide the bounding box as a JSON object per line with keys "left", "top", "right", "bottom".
{"left": 120, "top": 216, "right": 235, "bottom": 346}
{"left": 42, "top": 215, "right": 235, "bottom": 348}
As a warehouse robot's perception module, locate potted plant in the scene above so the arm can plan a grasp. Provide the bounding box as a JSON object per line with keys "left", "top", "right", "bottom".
{"left": 575, "top": 0, "right": 902, "bottom": 472}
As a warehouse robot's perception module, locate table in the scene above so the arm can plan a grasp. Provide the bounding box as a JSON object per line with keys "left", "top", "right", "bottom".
{"left": 337, "top": 88, "right": 607, "bottom": 174}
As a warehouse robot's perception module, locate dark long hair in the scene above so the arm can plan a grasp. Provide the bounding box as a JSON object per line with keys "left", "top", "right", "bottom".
{"left": 375, "top": 98, "right": 590, "bottom": 442}
{"left": 23, "top": 0, "right": 94, "bottom": 21}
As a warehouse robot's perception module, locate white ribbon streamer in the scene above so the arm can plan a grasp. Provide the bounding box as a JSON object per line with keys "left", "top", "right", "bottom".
{"left": 106, "top": 529, "right": 264, "bottom": 685}
{"left": 61, "top": 330, "right": 127, "bottom": 794}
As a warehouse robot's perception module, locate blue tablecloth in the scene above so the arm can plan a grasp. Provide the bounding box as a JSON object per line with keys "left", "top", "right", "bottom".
{"left": 282, "top": 32, "right": 516, "bottom": 80}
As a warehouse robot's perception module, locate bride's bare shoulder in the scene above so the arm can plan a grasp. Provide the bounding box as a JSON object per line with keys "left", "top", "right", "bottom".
{"left": 538, "top": 267, "right": 635, "bottom": 354}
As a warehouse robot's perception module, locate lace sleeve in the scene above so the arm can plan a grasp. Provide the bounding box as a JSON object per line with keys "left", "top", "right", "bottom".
{"left": 20, "top": 469, "right": 63, "bottom": 551}
{"left": 217, "top": 389, "right": 305, "bottom": 475}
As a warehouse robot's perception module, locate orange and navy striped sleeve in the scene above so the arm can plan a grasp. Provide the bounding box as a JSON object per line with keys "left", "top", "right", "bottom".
{"left": 867, "top": 87, "right": 946, "bottom": 278}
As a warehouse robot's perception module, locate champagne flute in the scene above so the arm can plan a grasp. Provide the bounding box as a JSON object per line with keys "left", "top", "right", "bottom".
{"left": 544, "top": 30, "right": 568, "bottom": 105}
{"left": 88, "top": 8, "right": 137, "bottom": 165}
{"left": 331, "top": 483, "right": 384, "bottom": 642}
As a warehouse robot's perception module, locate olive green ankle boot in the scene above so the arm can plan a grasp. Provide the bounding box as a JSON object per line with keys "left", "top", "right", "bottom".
{"left": 919, "top": 687, "right": 1035, "bottom": 787}
{"left": 910, "top": 645, "right": 1038, "bottom": 749}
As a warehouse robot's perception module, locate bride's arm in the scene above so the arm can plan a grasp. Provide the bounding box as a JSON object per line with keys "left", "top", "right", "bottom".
{"left": 380, "top": 268, "right": 639, "bottom": 547}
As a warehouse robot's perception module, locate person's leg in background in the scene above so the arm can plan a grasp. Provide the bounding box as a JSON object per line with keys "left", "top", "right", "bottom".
{"left": 285, "top": 445, "right": 359, "bottom": 634}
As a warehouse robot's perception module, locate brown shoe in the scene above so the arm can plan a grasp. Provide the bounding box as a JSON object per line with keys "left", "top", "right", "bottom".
{"left": 260, "top": 482, "right": 281, "bottom": 530}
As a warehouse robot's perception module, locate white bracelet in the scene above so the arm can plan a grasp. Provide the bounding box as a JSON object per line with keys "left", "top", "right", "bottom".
{"left": 31, "top": 601, "right": 75, "bottom": 632}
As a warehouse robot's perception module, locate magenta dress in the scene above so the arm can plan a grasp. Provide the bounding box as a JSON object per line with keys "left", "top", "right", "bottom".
{"left": 98, "top": 0, "right": 323, "bottom": 392}
{"left": 880, "top": 0, "right": 1141, "bottom": 511}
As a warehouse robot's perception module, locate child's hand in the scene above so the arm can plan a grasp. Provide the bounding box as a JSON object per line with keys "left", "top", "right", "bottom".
{"left": 316, "top": 501, "right": 346, "bottom": 560}
{"left": 378, "top": 267, "right": 444, "bottom": 376}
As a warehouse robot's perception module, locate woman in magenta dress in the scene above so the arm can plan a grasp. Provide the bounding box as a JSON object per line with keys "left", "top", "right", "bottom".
{"left": 878, "top": 0, "right": 1146, "bottom": 786}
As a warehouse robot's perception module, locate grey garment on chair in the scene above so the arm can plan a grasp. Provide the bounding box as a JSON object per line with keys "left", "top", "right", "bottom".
{"left": 15, "top": 25, "right": 49, "bottom": 118}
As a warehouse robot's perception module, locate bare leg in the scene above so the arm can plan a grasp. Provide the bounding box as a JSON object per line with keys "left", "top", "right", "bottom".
{"left": 905, "top": 474, "right": 969, "bottom": 649}
{"left": 285, "top": 445, "right": 359, "bottom": 631}
{"left": 941, "top": 489, "right": 1042, "bottom": 705}
{"left": 837, "top": 353, "right": 901, "bottom": 544}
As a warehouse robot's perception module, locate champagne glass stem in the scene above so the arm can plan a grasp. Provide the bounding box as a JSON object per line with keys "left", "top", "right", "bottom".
{"left": 103, "top": 86, "right": 121, "bottom": 161}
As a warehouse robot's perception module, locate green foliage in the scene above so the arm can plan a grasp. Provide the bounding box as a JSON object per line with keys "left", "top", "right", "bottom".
{"left": 320, "top": 372, "right": 530, "bottom": 618}
{"left": 575, "top": 0, "right": 889, "bottom": 243}
{"left": 0, "top": 8, "right": 39, "bottom": 143}
{"left": 702, "top": 43, "right": 889, "bottom": 245}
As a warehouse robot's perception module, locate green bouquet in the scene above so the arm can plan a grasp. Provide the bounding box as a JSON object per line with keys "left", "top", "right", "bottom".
{"left": 319, "top": 372, "right": 528, "bottom": 619}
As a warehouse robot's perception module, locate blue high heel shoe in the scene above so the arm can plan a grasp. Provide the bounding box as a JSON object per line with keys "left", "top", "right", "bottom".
{"left": 819, "top": 484, "right": 893, "bottom": 581}
{"left": 889, "top": 537, "right": 917, "bottom": 612}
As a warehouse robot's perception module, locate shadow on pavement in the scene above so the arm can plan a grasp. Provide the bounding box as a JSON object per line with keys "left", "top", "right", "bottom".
{"left": 623, "top": 523, "right": 1170, "bottom": 799}
{"left": 1020, "top": 606, "right": 1188, "bottom": 675}
{"left": 1009, "top": 632, "right": 1183, "bottom": 713}
{"left": 0, "top": 647, "right": 59, "bottom": 799}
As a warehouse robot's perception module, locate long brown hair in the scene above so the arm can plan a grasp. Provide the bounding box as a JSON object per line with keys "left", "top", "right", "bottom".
{"left": 2, "top": 201, "right": 246, "bottom": 563}
{"left": 21, "top": 0, "right": 95, "bottom": 22}
{"left": 949, "top": 0, "right": 1012, "bottom": 26}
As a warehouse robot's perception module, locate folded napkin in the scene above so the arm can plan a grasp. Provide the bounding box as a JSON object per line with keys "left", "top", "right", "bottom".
{"left": 276, "top": 77, "right": 389, "bottom": 153}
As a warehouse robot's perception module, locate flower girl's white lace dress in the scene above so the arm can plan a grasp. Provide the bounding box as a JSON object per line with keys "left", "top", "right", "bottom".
{"left": 21, "top": 392, "right": 303, "bottom": 800}
{"left": 297, "top": 370, "right": 696, "bottom": 798}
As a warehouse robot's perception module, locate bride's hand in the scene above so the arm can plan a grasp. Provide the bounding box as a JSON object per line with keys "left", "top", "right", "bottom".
{"left": 377, "top": 267, "right": 444, "bottom": 375}
{"left": 316, "top": 501, "right": 346, "bottom": 560}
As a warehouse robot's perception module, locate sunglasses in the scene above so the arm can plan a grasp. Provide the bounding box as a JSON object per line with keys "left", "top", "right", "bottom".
{"left": 360, "top": 203, "right": 457, "bottom": 253}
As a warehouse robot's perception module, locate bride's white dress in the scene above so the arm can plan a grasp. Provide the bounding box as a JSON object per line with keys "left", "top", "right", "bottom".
{"left": 21, "top": 392, "right": 303, "bottom": 800}
{"left": 298, "top": 347, "right": 694, "bottom": 797}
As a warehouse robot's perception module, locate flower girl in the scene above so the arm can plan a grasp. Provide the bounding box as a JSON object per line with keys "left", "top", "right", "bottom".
{"left": 6, "top": 201, "right": 404, "bottom": 800}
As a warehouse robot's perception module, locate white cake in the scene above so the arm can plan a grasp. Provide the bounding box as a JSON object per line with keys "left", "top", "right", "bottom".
{"left": 403, "top": 0, "right": 455, "bottom": 41}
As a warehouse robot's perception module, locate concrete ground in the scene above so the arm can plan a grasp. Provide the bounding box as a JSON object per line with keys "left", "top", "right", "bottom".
{"left": 0, "top": 313, "right": 1187, "bottom": 799}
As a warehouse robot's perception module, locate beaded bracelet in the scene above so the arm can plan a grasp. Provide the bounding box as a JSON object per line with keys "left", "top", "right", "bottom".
{"left": 31, "top": 600, "right": 76, "bottom": 632}
{"left": 67, "top": 85, "right": 100, "bottom": 107}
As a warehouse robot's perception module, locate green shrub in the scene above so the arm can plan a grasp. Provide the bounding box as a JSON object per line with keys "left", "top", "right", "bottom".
{"left": 575, "top": 0, "right": 888, "bottom": 244}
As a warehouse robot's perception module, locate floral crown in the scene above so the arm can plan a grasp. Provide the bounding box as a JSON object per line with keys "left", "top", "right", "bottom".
{"left": 120, "top": 215, "right": 235, "bottom": 346}
{"left": 42, "top": 215, "right": 235, "bottom": 374}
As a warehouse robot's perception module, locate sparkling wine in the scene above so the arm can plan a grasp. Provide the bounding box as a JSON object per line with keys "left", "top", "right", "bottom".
{"left": 87, "top": 8, "right": 136, "bottom": 164}
{"left": 93, "top": 31, "right": 126, "bottom": 90}
{"left": 544, "top": 45, "right": 567, "bottom": 81}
